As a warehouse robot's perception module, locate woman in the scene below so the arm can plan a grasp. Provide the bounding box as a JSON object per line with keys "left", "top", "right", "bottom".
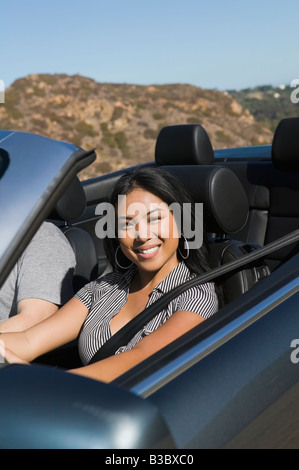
{"left": 0, "top": 167, "right": 220, "bottom": 382}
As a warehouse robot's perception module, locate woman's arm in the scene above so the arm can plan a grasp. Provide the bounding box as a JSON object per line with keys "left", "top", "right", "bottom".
{"left": 0, "top": 297, "right": 88, "bottom": 362}
{"left": 0, "top": 298, "right": 59, "bottom": 333}
{"left": 1, "top": 309, "right": 205, "bottom": 382}
{"left": 70, "top": 310, "right": 205, "bottom": 382}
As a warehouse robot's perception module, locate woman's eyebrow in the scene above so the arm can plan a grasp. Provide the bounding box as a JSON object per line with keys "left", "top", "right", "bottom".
{"left": 118, "top": 207, "right": 166, "bottom": 220}
{"left": 148, "top": 208, "right": 165, "bottom": 216}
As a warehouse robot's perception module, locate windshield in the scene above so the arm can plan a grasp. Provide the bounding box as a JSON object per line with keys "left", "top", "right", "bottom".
{"left": 0, "top": 130, "right": 97, "bottom": 289}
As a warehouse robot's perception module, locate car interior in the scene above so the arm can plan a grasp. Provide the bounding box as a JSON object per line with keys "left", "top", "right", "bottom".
{"left": 41, "top": 117, "right": 299, "bottom": 368}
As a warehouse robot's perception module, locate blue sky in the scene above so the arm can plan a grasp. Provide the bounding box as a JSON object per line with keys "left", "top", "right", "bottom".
{"left": 1, "top": 0, "right": 298, "bottom": 90}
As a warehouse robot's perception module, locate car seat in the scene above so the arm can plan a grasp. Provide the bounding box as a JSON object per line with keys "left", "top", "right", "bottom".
{"left": 50, "top": 176, "right": 98, "bottom": 292}
{"left": 155, "top": 124, "right": 270, "bottom": 304}
{"left": 155, "top": 123, "right": 214, "bottom": 166}
{"left": 163, "top": 164, "right": 269, "bottom": 304}
{"left": 264, "top": 117, "right": 299, "bottom": 270}
{"left": 37, "top": 177, "right": 99, "bottom": 368}
{"left": 215, "top": 118, "right": 299, "bottom": 271}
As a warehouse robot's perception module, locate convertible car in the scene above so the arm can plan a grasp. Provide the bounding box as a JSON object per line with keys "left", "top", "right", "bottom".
{"left": 0, "top": 118, "right": 299, "bottom": 449}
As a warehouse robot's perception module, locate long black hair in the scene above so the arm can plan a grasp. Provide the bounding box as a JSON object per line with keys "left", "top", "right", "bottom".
{"left": 104, "top": 166, "right": 212, "bottom": 276}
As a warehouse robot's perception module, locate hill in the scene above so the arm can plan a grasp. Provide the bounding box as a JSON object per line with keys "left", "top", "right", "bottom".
{"left": 228, "top": 84, "right": 299, "bottom": 132}
{"left": 0, "top": 74, "right": 275, "bottom": 179}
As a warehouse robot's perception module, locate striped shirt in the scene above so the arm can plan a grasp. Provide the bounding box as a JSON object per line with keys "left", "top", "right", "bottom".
{"left": 76, "top": 262, "right": 218, "bottom": 365}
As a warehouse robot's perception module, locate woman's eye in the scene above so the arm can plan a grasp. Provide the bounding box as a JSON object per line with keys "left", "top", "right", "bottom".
{"left": 149, "top": 215, "right": 162, "bottom": 223}
{"left": 119, "top": 221, "right": 135, "bottom": 230}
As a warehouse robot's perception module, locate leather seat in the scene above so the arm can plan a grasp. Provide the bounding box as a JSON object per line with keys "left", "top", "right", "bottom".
{"left": 155, "top": 123, "right": 214, "bottom": 166}
{"left": 265, "top": 117, "right": 299, "bottom": 269}
{"left": 36, "top": 176, "right": 98, "bottom": 368}
{"left": 50, "top": 176, "right": 98, "bottom": 291}
{"left": 223, "top": 117, "right": 299, "bottom": 270}
{"left": 155, "top": 124, "right": 270, "bottom": 304}
{"left": 163, "top": 164, "right": 269, "bottom": 304}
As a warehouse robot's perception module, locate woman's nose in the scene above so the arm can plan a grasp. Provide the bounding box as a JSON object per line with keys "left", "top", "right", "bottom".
{"left": 134, "top": 219, "right": 151, "bottom": 240}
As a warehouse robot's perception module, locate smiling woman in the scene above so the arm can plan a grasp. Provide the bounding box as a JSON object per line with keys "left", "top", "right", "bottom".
{"left": 0, "top": 167, "right": 220, "bottom": 383}
{"left": 117, "top": 187, "right": 180, "bottom": 279}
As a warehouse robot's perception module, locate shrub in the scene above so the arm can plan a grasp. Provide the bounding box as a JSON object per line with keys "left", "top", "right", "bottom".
{"left": 153, "top": 112, "right": 165, "bottom": 120}
{"left": 111, "top": 106, "right": 123, "bottom": 121}
{"left": 77, "top": 120, "right": 97, "bottom": 137}
{"left": 96, "top": 161, "right": 113, "bottom": 174}
{"left": 144, "top": 128, "right": 157, "bottom": 139}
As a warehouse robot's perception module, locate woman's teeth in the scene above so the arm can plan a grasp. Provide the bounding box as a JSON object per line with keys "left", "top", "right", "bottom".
{"left": 139, "top": 246, "right": 159, "bottom": 254}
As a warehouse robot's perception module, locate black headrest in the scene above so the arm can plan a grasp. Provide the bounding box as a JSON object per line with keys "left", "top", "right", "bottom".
{"left": 155, "top": 124, "right": 214, "bottom": 166}
{"left": 163, "top": 165, "right": 249, "bottom": 234}
{"left": 51, "top": 176, "right": 86, "bottom": 221}
{"left": 272, "top": 117, "right": 299, "bottom": 172}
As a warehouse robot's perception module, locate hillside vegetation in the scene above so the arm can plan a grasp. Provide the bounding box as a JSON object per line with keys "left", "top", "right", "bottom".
{"left": 229, "top": 84, "right": 299, "bottom": 132}
{"left": 0, "top": 74, "right": 286, "bottom": 179}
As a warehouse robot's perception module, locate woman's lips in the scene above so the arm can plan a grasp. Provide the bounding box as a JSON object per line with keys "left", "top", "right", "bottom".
{"left": 135, "top": 245, "right": 160, "bottom": 259}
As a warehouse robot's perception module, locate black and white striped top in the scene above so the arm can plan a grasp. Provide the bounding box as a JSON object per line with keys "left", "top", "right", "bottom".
{"left": 76, "top": 262, "right": 218, "bottom": 365}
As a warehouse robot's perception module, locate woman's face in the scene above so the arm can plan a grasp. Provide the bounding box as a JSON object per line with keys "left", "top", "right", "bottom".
{"left": 117, "top": 188, "right": 179, "bottom": 274}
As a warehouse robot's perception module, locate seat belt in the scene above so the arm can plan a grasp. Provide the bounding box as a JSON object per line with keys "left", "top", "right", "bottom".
{"left": 88, "top": 229, "right": 299, "bottom": 364}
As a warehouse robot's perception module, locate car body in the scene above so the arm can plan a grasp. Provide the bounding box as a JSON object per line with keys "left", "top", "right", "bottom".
{"left": 0, "top": 121, "right": 299, "bottom": 449}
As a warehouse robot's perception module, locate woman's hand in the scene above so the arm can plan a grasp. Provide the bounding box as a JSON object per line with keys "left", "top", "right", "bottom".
{"left": 0, "top": 339, "right": 30, "bottom": 365}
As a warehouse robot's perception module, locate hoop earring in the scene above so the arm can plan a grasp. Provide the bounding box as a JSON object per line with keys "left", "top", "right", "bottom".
{"left": 178, "top": 234, "right": 190, "bottom": 260}
{"left": 115, "top": 246, "right": 133, "bottom": 269}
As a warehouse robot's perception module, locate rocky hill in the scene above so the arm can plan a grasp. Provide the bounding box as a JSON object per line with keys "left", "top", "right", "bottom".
{"left": 229, "top": 84, "right": 299, "bottom": 132}
{"left": 0, "top": 74, "right": 275, "bottom": 179}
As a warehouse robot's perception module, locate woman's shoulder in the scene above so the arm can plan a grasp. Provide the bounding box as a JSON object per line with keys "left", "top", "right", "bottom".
{"left": 75, "top": 267, "right": 134, "bottom": 308}
{"left": 98, "top": 265, "right": 136, "bottom": 286}
{"left": 176, "top": 279, "right": 218, "bottom": 299}
{"left": 82, "top": 265, "right": 135, "bottom": 292}
{"left": 173, "top": 280, "right": 219, "bottom": 319}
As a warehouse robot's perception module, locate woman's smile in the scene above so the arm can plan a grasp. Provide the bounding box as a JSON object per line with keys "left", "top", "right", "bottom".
{"left": 134, "top": 244, "right": 161, "bottom": 258}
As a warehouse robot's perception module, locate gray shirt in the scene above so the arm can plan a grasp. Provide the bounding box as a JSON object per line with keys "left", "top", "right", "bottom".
{"left": 0, "top": 221, "right": 76, "bottom": 322}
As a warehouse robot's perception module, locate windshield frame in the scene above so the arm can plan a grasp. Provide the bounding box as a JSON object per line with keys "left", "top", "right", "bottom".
{"left": 0, "top": 130, "right": 96, "bottom": 288}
